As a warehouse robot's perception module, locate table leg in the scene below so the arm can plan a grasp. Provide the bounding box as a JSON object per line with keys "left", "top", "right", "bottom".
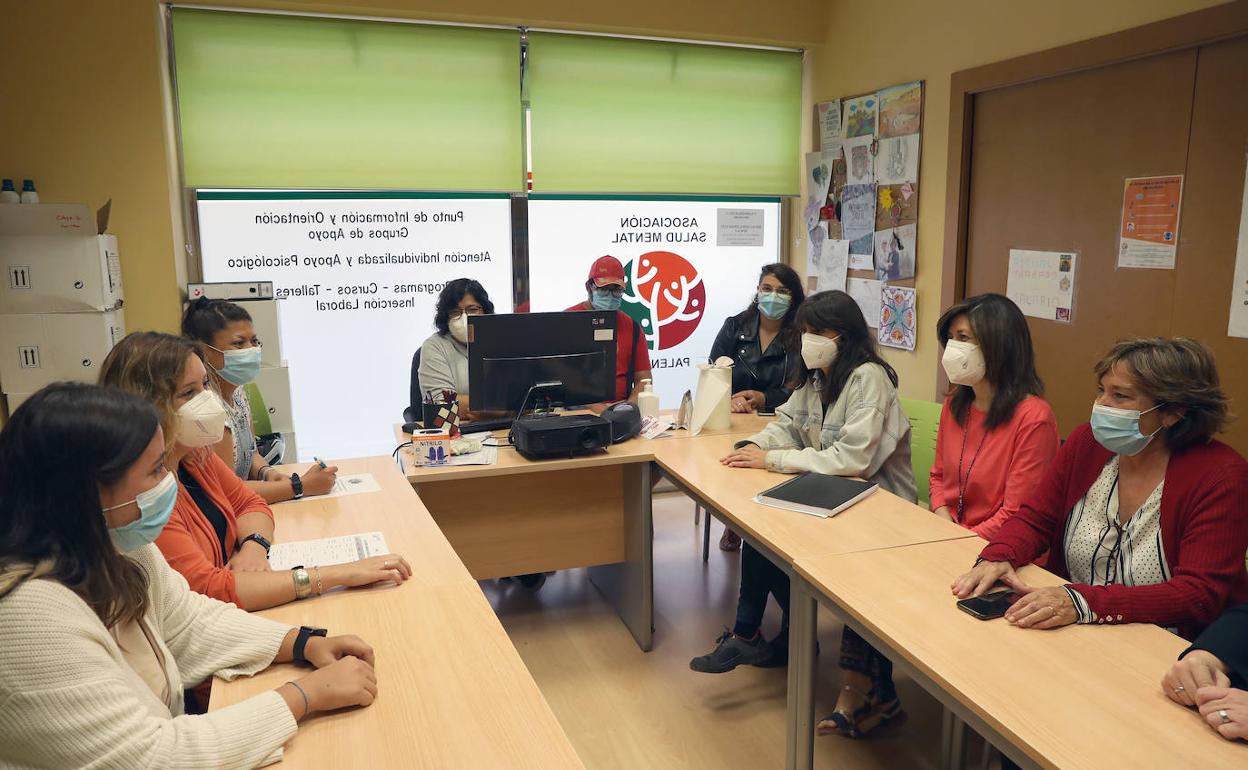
{"left": 702, "top": 507, "right": 712, "bottom": 563}
{"left": 587, "top": 461, "right": 654, "bottom": 651}
{"left": 941, "top": 707, "right": 969, "bottom": 770}
{"left": 786, "top": 579, "right": 817, "bottom": 770}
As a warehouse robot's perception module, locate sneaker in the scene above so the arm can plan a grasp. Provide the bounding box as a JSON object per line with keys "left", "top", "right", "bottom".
{"left": 719, "top": 528, "right": 742, "bottom": 551}
{"left": 756, "top": 628, "right": 788, "bottom": 668}
{"left": 517, "top": 573, "right": 547, "bottom": 590}
{"left": 689, "top": 628, "right": 771, "bottom": 673}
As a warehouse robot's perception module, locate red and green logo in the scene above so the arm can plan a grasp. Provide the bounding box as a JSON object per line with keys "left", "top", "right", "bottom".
{"left": 621, "top": 251, "right": 706, "bottom": 351}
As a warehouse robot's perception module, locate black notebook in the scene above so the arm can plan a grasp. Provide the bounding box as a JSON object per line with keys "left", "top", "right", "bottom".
{"left": 752, "top": 472, "right": 878, "bottom": 518}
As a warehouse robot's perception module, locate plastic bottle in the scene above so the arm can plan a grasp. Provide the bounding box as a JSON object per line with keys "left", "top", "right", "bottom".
{"left": 637, "top": 378, "right": 659, "bottom": 420}
{"left": 0, "top": 179, "right": 18, "bottom": 204}
{"left": 19, "top": 179, "right": 38, "bottom": 204}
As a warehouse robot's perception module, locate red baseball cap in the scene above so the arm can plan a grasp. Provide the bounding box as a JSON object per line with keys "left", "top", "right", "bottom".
{"left": 588, "top": 255, "right": 626, "bottom": 287}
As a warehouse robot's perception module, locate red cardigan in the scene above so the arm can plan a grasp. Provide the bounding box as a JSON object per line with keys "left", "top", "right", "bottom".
{"left": 980, "top": 424, "right": 1248, "bottom": 639}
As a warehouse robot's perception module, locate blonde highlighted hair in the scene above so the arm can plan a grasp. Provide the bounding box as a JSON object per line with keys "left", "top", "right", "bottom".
{"left": 98, "top": 331, "right": 207, "bottom": 443}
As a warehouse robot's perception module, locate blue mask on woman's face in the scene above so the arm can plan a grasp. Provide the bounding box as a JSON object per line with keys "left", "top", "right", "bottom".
{"left": 1090, "top": 402, "right": 1164, "bottom": 456}
{"left": 103, "top": 472, "right": 177, "bottom": 552}
{"left": 756, "top": 291, "right": 791, "bottom": 320}
{"left": 210, "top": 345, "right": 262, "bottom": 386}
{"left": 591, "top": 288, "right": 623, "bottom": 312}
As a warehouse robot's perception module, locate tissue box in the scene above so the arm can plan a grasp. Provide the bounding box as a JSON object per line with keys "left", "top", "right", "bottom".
{"left": 410, "top": 427, "right": 452, "bottom": 466}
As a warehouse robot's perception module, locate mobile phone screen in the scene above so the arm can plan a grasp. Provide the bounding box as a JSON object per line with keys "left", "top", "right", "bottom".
{"left": 956, "top": 590, "right": 1019, "bottom": 620}
{"left": 757, "top": 409, "right": 776, "bottom": 416}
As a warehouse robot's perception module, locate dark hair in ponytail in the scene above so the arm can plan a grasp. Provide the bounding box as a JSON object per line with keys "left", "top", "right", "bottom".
{"left": 181, "top": 297, "right": 252, "bottom": 344}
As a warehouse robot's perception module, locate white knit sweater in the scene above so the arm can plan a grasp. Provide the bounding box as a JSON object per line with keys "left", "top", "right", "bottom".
{"left": 0, "top": 544, "right": 298, "bottom": 769}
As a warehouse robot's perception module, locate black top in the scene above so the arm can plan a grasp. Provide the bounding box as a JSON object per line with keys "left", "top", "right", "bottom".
{"left": 178, "top": 465, "right": 231, "bottom": 565}
{"left": 708, "top": 313, "right": 796, "bottom": 412}
{"left": 1184, "top": 603, "right": 1248, "bottom": 689}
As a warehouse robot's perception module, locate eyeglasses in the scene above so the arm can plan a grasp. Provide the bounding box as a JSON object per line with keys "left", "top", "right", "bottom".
{"left": 448, "top": 305, "right": 485, "bottom": 320}
{"left": 593, "top": 286, "right": 625, "bottom": 298}
{"left": 757, "top": 285, "right": 792, "bottom": 297}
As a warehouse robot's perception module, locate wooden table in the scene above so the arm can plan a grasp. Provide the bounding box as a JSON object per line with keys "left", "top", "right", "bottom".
{"left": 791, "top": 538, "right": 1248, "bottom": 770}
{"left": 210, "top": 456, "right": 583, "bottom": 769}
{"left": 392, "top": 412, "right": 767, "bottom": 652}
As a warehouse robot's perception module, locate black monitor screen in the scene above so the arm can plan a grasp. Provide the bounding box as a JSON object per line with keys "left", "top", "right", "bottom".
{"left": 467, "top": 311, "right": 617, "bottom": 412}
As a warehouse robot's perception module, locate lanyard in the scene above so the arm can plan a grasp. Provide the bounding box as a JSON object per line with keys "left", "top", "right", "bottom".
{"left": 956, "top": 421, "right": 989, "bottom": 521}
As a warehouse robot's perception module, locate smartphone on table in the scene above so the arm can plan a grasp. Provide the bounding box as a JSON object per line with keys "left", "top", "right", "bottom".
{"left": 956, "top": 590, "right": 1019, "bottom": 620}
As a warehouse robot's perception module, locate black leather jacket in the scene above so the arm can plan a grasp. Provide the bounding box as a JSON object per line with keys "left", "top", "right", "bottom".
{"left": 708, "top": 312, "right": 798, "bottom": 411}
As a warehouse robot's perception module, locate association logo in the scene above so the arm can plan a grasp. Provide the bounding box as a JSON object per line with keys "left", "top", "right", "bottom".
{"left": 620, "top": 251, "right": 705, "bottom": 351}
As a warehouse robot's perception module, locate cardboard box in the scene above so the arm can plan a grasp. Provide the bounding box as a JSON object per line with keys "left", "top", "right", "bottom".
{"left": 410, "top": 427, "right": 451, "bottom": 466}
{"left": 4, "top": 391, "right": 33, "bottom": 416}
{"left": 0, "top": 203, "right": 122, "bottom": 313}
{"left": 254, "top": 365, "right": 293, "bottom": 434}
{"left": 0, "top": 309, "right": 125, "bottom": 393}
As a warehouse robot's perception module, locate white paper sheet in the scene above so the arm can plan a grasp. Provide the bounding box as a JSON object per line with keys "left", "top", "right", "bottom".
{"left": 275, "top": 473, "right": 381, "bottom": 505}
{"left": 817, "top": 100, "right": 842, "bottom": 150}
{"left": 842, "top": 183, "right": 876, "bottom": 268}
{"left": 804, "top": 151, "right": 836, "bottom": 230}
{"left": 817, "top": 239, "right": 850, "bottom": 293}
{"left": 1228, "top": 155, "right": 1248, "bottom": 338}
{"left": 846, "top": 277, "right": 883, "bottom": 329}
{"left": 843, "top": 135, "right": 875, "bottom": 186}
{"left": 269, "top": 531, "right": 390, "bottom": 570}
{"left": 446, "top": 444, "right": 498, "bottom": 466}
{"left": 875, "top": 134, "right": 920, "bottom": 185}
{"left": 873, "top": 224, "right": 916, "bottom": 281}
{"left": 1007, "top": 249, "right": 1077, "bottom": 323}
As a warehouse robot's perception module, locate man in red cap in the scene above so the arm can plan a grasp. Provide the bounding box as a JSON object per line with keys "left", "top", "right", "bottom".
{"left": 565, "top": 255, "right": 653, "bottom": 411}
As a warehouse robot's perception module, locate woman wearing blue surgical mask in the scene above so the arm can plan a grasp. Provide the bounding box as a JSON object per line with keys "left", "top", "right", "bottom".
{"left": 182, "top": 298, "right": 336, "bottom": 504}
{"left": 0, "top": 383, "right": 384, "bottom": 768}
{"left": 707, "top": 263, "right": 805, "bottom": 550}
{"left": 692, "top": 290, "right": 916, "bottom": 739}
{"left": 953, "top": 338, "right": 1248, "bottom": 643}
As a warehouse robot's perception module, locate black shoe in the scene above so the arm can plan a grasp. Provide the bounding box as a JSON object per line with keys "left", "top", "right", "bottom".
{"left": 757, "top": 629, "right": 789, "bottom": 668}
{"left": 689, "top": 628, "right": 771, "bottom": 673}
{"left": 517, "top": 572, "right": 547, "bottom": 590}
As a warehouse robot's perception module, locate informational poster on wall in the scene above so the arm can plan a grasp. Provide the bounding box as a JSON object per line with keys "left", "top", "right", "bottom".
{"left": 1007, "top": 249, "right": 1077, "bottom": 323}
{"left": 526, "top": 198, "right": 781, "bottom": 409}
{"left": 1118, "top": 175, "right": 1183, "bottom": 269}
{"left": 198, "top": 191, "right": 513, "bottom": 460}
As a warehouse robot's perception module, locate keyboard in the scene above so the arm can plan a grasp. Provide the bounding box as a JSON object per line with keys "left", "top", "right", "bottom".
{"left": 459, "top": 418, "right": 514, "bottom": 434}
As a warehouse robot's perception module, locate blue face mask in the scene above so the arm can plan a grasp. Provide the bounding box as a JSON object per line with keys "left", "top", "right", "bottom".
{"left": 210, "top": 345, "right": 262, "bottom": 386}
{"left": 1090, "top": 402, "right": 1164, "bottom": 456}
{"left": 591, "top": 288, "right": 623, "bottom": 312}
{"left": 104, "top": 472, "right": 177, "bottom": 552}
{"left": 756, "top": 291, "right": 791, "bottom": 320}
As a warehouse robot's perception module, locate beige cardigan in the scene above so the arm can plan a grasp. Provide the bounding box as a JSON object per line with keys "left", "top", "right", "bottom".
{"left": 0, "top": 544, "right": 297, "bottom": 769}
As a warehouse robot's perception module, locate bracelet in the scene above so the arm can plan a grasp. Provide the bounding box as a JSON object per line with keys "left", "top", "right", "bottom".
{"left": 255, "top": 464, "right": 271, "bottom": 481}
{"left": 285, "top": 680, "right": 310, "bottom": 719}
{"left": 314, "top": 566, "right": 324, "bottom": 596}
{"left": 291, "top": 566, "right": 312, "bottom": 599}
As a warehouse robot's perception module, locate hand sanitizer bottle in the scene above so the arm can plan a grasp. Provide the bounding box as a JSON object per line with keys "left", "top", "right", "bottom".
{"left": 0, "top": 179, "right": 18, "bottom": 203}
{"left": 638, "top": 378, "right": 659, "bottom": 420}
{"left": 19, "top": 179, "right": 39, "bottom": 204}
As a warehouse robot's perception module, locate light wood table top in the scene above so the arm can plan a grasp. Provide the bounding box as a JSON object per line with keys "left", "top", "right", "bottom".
{"left": 652, "top": 434, "right": 975, "bottom": 561}
{"left": 794, "top": 538, "right": 1248, "bottom": 770}
{"left": 394, "top": 411, "right": 767, "bottom": 482}
{"left": 269, "top": 455, "right": 474, "bottom": 588}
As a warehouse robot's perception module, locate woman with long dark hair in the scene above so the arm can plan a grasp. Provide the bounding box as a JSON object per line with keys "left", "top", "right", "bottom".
{"left": 929, "top": 294, "right": 1059, "bottom": 537}
{"left": 418, "top": 278, "right": 496, "bottom": 422}
{"left": 0, "top": 384, "right": 380, "bottom": 767}
{"left": 690, "top": 290, "right": 915, "bottom": 738}
{"left": 707, "top": 262, "right": 805, "bottom": 550}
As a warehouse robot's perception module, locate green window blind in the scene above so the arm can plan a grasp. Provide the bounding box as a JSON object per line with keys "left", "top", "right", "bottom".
{"left": 526, "top": 33, "right": 801, "bottom": 196}
{"left": 172, "top": 9, "right": 522, "bottom": 190}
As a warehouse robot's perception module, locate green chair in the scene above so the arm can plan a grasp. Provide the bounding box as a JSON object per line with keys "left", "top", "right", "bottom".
{"left": 900, "top": 397, "right": 942, "bottom": 508}
{"left": 245, "top": 383, "right": 272, "bottom": 436}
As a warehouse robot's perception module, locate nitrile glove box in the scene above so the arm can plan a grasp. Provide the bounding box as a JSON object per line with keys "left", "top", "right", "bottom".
{"left": 0, "top": 309, "right": 125, "bottom": 393}
{"left": 0, "top": 204, "right": 123, "bottom": 313}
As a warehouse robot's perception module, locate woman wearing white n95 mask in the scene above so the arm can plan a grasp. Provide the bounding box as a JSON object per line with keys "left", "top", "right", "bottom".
{"left": 182, "top": 297, "right": 337, "bottom": 504}
{"left": 928, "top": 294, "right": 1059, "bottom": 539}
{"left": 416, "top": 278, "right": 496, "bottom": 423}
{"left": 693, "top": 290, "right": 915, "bottom": 739}
{"left": 99, "top": 333, "right": 412, "bottom": 620}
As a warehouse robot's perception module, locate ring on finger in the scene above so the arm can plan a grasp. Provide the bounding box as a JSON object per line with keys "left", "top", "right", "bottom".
{"left": 1174, "top": 686, "right": 1185, "bottom": 693}
{"left": 383, "top": 560, "right": 391, "bottom": 569}
{"left": 1220, "top": 709, "right": 1231, "bottom": 724}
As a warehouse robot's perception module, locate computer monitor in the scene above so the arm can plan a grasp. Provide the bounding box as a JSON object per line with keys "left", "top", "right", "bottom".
{"left": 467, "top": 311, "right": 617, "bottom": 413}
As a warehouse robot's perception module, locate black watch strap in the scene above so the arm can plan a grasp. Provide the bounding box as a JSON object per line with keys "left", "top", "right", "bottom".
{"left": 290, "top": 472, "right": 304, "bottom": 499}
{"left": 240, "top": 533, "right": 272, "bottom": 556}
{"left": 293, "top": 625, "right": 328, "bottom": 667}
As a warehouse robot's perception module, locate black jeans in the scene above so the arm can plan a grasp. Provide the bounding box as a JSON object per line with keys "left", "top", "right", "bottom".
{"left": 733, "top": 542, "right": 790, "bottom": 638}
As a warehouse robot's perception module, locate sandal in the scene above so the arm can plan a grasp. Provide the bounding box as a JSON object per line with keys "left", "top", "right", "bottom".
{"left": 817, "top": 686, "right": 903, "bottom": 738}
{"left": 719, "top": 527, "right": 742, "bottom": 551}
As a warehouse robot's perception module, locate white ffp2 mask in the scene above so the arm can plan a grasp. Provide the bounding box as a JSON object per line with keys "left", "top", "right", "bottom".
{"left": 942, "top": 339, "right": 986, "bottom": 386}
{"left": 176, "top": 389, "right": 228, "bottom": 448}
{"left": 801, "top": 333, "right": 839, "bottom": 370}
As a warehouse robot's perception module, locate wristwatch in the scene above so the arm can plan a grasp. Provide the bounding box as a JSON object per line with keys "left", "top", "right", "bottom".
{"left": 239, "top": 533, "right": 272, "bottom": 556}
{"left": 290, "top": 472, "right": 304, "bottom": 500}
{"left": 293, "top": 625, "right": 328, "bottom": 667}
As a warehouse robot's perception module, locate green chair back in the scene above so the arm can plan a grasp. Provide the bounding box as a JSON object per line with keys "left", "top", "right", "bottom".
{"left": 901, "top": 397, "right": 943, "bottom": 507}
{"left": 245, "top": 383, "right": 273, "bottom": 436}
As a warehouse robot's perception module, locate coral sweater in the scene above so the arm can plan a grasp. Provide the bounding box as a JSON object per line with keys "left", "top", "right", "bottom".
{"left": 155, "top": 451, "right": 273, "bottom": 606}
{"left": 980, "top": 424, "right": 1248, "bottom": 639}
{"left": 929, "top": 395, "right": 1059, "bottom": 539}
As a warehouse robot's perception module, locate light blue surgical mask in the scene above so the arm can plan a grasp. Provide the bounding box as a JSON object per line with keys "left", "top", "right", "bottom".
{"left": 209, "top": 344, "right": 262, "bottom": 386}
{"left": 103, "top": 472, "right": 177, "bottom": 552}
{"left": 591, "top": 288, "right": 623, "bottom": 312}
{"left": 756, "top": 291, "right": 791, "bottom": 320}
{"left": 1090, "top": 402, "right": 1164, "bottom": 456}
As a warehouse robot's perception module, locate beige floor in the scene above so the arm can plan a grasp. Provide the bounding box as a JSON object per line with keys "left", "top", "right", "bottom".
{"left": 480, "top": 492, "right": 964, "bottom": 769}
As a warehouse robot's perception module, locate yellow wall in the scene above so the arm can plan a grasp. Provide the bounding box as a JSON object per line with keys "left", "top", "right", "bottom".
{"left": 802, "top": 0, "right": 1229, "bottom": 402}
